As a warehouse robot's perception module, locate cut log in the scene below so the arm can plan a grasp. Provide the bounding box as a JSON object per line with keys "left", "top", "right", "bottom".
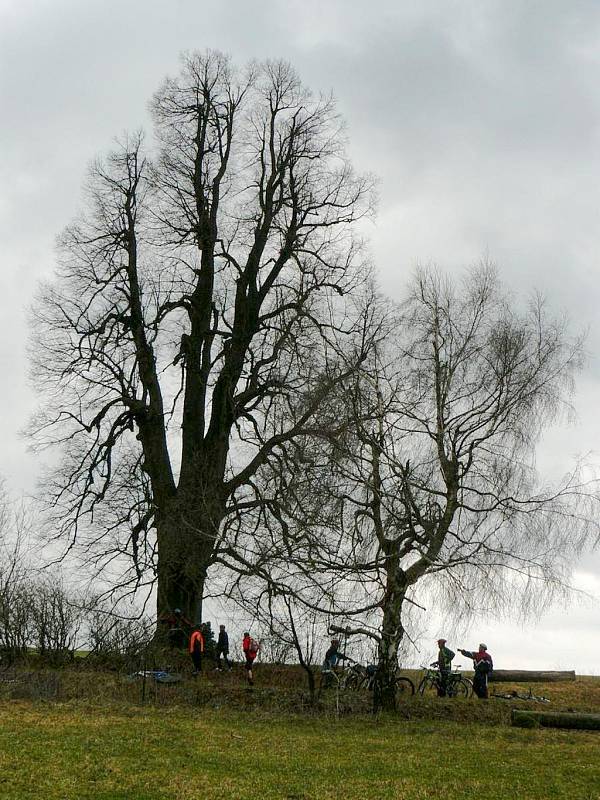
{"left": 512, "top": 709, "right": 600, "bottom": 730}
{"left": 490, "top": 670, "right": 576, "bottom": 683}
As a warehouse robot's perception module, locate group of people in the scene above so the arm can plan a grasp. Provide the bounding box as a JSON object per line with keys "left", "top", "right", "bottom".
{"left": 433, "top": 638, "right": 493, "bottom": 698}
{"left": 162, "top": 611, "right": 493, "bottom": 696}
{"left": 160, "top": 609, "right": 260, "bottom": 686}
{"left": 322, "top": 635, "right": 493, "bottom": 699}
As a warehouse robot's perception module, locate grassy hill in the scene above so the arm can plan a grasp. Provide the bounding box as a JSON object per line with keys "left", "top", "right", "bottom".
{"left": 0, "top": 668, "right": 598, "bottom": 799}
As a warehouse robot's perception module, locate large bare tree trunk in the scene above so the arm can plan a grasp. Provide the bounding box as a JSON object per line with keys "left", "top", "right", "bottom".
{"left": 156, "top": 547, "right": 205, "bottom": 625}
{"left": 155, "top": 495, "right": 224, "bottom": 624}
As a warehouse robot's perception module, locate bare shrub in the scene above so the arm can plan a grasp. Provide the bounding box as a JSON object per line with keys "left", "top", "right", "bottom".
{"left": 0, "top": 486, "right": 34, "bottom": 663}
{"left": 86, "top": 601, "right": 154, "bottom": 670}
{"left": 29, "top": 578, "right": 82, "bottom": 665}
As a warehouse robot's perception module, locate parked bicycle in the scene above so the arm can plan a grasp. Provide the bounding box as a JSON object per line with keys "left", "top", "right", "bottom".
{"left": 418, "top": 664, "right": 473, "bottom": 698}
{"left": 360, "top": 664, "right": 415, "bottom": 697}
{"left": 320, "top": 658, "right": 415, "bottom": 697}
{"left": 320, "top": 656, "right": 365, "bottom": 691}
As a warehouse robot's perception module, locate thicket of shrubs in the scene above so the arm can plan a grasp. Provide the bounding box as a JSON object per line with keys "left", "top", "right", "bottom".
{"left": 0, "top": 502, "right": 152, "bottom": 668}
{"left": 0, "top": 565, "right": 153, "bottom": 667}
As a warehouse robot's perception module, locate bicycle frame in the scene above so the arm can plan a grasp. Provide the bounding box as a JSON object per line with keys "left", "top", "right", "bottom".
{"left": 419, "top": 664, "right": 471, "bottom": 697}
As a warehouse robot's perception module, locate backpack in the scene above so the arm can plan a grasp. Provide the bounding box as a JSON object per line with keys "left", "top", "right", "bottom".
{"left": 248, "top": 637, "right": 259, "bottom": 655}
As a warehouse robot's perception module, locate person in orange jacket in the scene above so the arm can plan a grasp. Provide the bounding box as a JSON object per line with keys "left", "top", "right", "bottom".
{"left": 189, "top": 624, "right": 205, "bottom": 674}
{"left": 242, "top": 631, "right": 260, "bottom": 686}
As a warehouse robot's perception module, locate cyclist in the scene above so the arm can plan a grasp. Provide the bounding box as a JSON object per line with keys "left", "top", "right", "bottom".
{"left": 322, "top": 638, "right": 350, "bottom": 687}
{"left": 458, "top": 643, "right": 493, "bottom": 698}
{"left": 431, "top": 638, "right": 455, "bottom": 697}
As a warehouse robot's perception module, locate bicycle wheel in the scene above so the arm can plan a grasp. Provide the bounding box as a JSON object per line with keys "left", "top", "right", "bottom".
{"left": 448, "top": 678, "right": 472, "bottom": 698}
{"left": 357, "top": 674, "right": 372, "bottom": 691}
{"left": 394, "top": 676, "right": 415, "bottom": 697}
{"left": 343, "top": 671, "right": 362, "bottom": 691}
{"left": 417, "top": 675, "right": 438, "bottom": 696}
{"left": 319, "top": 670, "right": 336, "bottom": 692}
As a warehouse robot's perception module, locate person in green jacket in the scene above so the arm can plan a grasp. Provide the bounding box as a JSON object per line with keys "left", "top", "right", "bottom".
{"left": 432, "top": 638, "right": 455, "bottom": 697}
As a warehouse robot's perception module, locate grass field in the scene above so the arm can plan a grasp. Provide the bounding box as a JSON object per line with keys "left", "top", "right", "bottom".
{"left": 0, "top": 672, "right": 599, "bottom": 799}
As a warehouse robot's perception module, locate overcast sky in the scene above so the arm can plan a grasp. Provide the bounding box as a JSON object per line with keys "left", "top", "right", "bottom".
{"left": 2, "top": 0, "right": 600, "bottom": 671}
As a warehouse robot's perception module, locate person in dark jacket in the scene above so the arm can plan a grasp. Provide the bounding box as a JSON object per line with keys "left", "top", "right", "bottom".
{"left": 459, "top": 643, "right": 493, "bottom": 698}
{"left": 321, "top": 639, "right": 350, "bottom": 688}
{"left": 432, "top": 638, "right": 455, "bottom": 697}
{"left": 215, "top": 624, "right": 231, "bottom": 671}
{"left": 323, "top": 639, "right": 349, "bottom": 670}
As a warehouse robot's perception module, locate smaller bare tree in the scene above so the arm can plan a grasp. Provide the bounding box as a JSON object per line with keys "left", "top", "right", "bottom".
{"left": 266, "top": 263, "right": 600, "bottom": 710}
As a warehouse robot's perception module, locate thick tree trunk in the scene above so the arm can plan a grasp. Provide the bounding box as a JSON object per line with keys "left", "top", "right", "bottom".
{"left": 375, "top": 581, "right": 406, "bottom": 712}
{"left": 156, "top": 561, "right": 205, "bottom": 625}
{"left": 155, "top": 499, "right": 223, "bottom": 625}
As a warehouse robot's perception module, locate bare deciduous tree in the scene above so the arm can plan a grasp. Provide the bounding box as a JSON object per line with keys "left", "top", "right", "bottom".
{"left": 28, "top": 51, "right": 374, "bottom": 625}
{"left": 272, "top": 264, "right": 600, "bottom": 709}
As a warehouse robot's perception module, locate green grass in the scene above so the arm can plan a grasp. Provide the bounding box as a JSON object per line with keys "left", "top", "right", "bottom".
{"left": 0, "top": 699, "right": 599, "bottom": 799}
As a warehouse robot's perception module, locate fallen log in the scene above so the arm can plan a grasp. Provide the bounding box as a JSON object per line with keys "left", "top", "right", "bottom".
{"left": 512, "top": 709, "right": 600, "bottom": 730}
{"left": 490, "top": 670, "right": 576, "bottom": 683}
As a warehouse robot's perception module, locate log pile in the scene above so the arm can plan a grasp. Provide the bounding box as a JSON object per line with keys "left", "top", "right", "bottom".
{"left": 512, "top": 709, "right": 600, "bottom": 730}
{"left": 490, "top": 669, "right": 576, "bottom": 683}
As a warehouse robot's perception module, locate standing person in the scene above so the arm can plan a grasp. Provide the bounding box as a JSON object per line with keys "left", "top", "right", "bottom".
{"left": 215, "top": 624, "right": 231, "bottom": 671}
{"left": 159, "top": 608, "right": 192, "bottom": 649}
{"left": 242, "top": 631, "right": 260, "bottom": 686}
{"left": 458, "top": 643, "right": 493, "bottom": 699}
{"left": 432, "top": 638, "right": 455, "bottom": 697}
{"left": 189, "top": 624, "right": 205, "bottom": 675}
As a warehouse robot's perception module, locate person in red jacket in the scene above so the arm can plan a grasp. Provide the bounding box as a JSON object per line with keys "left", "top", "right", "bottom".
{"left": 458, "top": 643, "right": 493, "bottom": 698}
{"left": 242, "top": 631, "right": 260, "bottom": 686}
{"left": 189, "top": 624, "right": 205, "bottom": 674}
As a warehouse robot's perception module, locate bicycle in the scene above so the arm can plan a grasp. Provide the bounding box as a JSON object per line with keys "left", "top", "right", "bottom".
{"left": 319, "top": 656, "right": 366, "bottom": 691}
{"left": 418, "top": 664, "right": 473, "bottom": 698}
{"left": 359, "top": 664, "right": 415, "bottom": 697}
{"left": 320, "top": 658, "right": 415, "bottom": 698}
{"left": 492, "top": 688, "right": 550, "bottom": 704}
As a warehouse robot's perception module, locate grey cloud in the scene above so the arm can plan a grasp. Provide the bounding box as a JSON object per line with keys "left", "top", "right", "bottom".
{"left": 1, "top": 0, "right": 599, "bottom": 664}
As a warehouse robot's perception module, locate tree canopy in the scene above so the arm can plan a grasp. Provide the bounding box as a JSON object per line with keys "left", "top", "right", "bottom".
{"left": 28, "top": 51, "right": 375, "bottom": 622}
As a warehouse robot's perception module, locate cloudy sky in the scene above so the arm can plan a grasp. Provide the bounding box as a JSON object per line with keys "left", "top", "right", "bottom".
{"left": 2, "top": 0, "right": 600, "bottom": 671}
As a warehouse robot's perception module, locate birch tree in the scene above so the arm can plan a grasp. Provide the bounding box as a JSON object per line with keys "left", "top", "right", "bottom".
{"left": 274, "top": 264, "right": 599, "bottom": 709}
